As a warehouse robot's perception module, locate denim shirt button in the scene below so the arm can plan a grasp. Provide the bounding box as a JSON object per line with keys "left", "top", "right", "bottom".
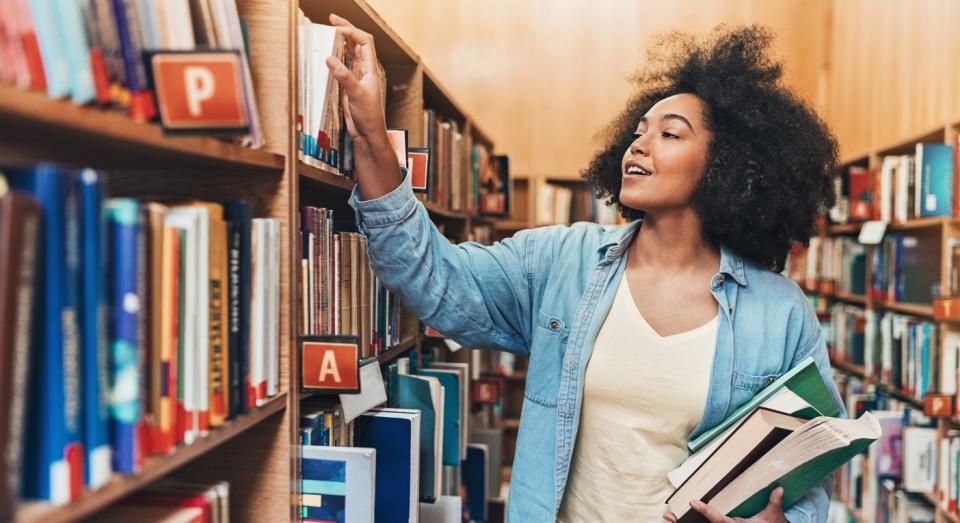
{"left": 550, "top": 320, "right": 560, "bottom": 330}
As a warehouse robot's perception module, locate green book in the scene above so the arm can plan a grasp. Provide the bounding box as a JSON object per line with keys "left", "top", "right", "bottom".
{"left": 668, "top": 410, "right": 880, "bottom": 522}
{"left": 688, "top": 357, "right": 840, "bottom": 454}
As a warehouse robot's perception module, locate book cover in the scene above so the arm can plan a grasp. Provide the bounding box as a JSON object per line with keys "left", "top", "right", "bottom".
{"left": 110, "top": 0, "right": 156, "bottom": 121}
{"left": 165, "top": 208, "right": 200, "bottom": 444}
{"left": 687, "top": 357, "right": 840, "bottom": 454}
{"left": 8, "top": 165, "right": 84, "bottom": 504}
{"left": 354, "top": 409, "right": 421, "bottom": 523}
{"left": 77, "top": 169, "right": 112, "bottom": 488}
{"left": 223, "top": 201, "right": 251, "bottom": 417}
{"left": 105, "top": 198, "right": 143, "bottom": 474}
{"left": 398, "top": 374, "right": 443, "bottom": 502}
{"left": 0, "top": 188, "right": 41, "bottom": 517}
{"left": 462, "top": 444, "right": 488, "bottom": 522}
{"left": 28, "top": 0, "right": 71, "bottom": 98}
{"left": 420, "top": 369, "right": 462, "bottom": 468}
{"left": 300, "top": 446, "right": 376, "bottom": 523}
{"left": 159, "top": 224, "right": 180, "bottom": 452}
{"left": 915, "top": 143, "right": 953, "bottom": 217}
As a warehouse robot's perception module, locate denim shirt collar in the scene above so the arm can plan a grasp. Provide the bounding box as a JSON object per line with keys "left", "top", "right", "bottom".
{"left": 597, "top": 219, "right": 748, "bottom": 287}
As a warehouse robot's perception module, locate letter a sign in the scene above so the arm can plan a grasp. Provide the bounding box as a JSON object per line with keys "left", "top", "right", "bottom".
{"left": 149, "top": 51, "right": 249, "bottom": 133}
{"left": 299, "top": 337, "right": 361, "bottom": 393}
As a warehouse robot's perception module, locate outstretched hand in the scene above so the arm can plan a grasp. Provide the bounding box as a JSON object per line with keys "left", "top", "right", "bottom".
{"left": 325, "top": 13, "right": 388, "bottom": 143}
{"left": 663, "top": 487, "right": 789, "bottom": 523}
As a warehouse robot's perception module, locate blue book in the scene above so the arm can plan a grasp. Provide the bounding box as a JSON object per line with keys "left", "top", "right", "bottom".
{"left": 398, "top": 374, "right": 440, "bottom": 502}
{"left": 77, "top": 169, "right": 111, "bottom": 489}
{"left": 915, "top": 143, "right": 953, "bottom": 217}
{"left": 105, "top": 199, "right": 142, "bottom": 474}
{"left": 7, "top": 165, "right": 83, "bottom": 504}
{"left": 28, "top": 0, "right": 71, "bottom": 98}
{"left": 462, "top": 444, "right": 488, "bottom": 522}
{"left": 300, "top": 446, "right": 376, "bottom": 523}
{"left": 420, "top": 370, "right": 461, "bottom": 467}
{"left": 355, "top": 409, "right": 421, "bottom": 523}
{"left": 223, "top": 201, "right": 251, "bottom": 416}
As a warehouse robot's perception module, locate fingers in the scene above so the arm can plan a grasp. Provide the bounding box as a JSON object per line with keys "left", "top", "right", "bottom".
{"left": 690, "top": 499, "right": 730, "bottom": 523}
{"left": 325, "top": 55, "right": 359, "bottom": 92}
{"left": 328, "top": 14, "right": 377, "bottom": 75}
{"left": 766, "top": 486, "right": 784, "bottom": 512}
{"left": 663, "top": 511, "right": 678, "bottom": 523}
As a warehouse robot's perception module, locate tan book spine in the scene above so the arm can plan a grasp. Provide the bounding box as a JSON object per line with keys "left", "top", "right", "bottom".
{"left": 144, "top": 203, "right": 167, "bottom": 454}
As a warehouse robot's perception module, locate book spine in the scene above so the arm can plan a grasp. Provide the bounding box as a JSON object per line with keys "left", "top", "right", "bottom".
{"left": 0, "top": 194, "right": 40, "bottom": 517}
{"left": 209, "top": 214, "right": 227, "bottom": 427}
{"left": 159, "top": 225, "right": 179, "bottom": 452}
{"left": 77, "top": 170, "right": 112, "bottom": 489}
{"left": 106, "top": 198, "right": 142, "bottom": 474}
{"left": 53, "top": 0, "right": 96, "bottom": 103}
{"left": 226, "top": 219, "right": 240, "bottom": 419}
{"left": 110, "top": 0, "right": 156, "bottom": 121}
{"left": 80, "top": 0, "right": 111, "bottom": 104}
{"left": 28, "top": 0, "right": 70, "bottom": 97}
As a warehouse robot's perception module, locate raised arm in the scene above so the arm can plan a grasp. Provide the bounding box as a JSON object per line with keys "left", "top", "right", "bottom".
{"left": 328, "top": 14, "right": 536, "bottom": 355}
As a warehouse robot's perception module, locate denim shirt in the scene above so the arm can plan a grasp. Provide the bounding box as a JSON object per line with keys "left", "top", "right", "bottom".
{"left": 349, "top": 174, "right": 844, "bottom": 523}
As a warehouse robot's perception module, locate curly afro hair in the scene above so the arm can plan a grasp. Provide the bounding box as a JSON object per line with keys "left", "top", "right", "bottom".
{"left": 584, "top": 25, "right": 838, "bottom": 272}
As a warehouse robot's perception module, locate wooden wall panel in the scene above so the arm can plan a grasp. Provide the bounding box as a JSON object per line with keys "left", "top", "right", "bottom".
{"left": 363, "top": 0, "right": 827, "bottom": 179}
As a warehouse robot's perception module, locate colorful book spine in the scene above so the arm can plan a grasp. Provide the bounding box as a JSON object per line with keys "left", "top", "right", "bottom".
{"left": 8, "top": 165, "right": 84, "bottom": 504}
{"left": 28, "top": 0, "right": 70, "bottom": 98}
{"left": 109, "top": 0, "right": 156, "bottom": 121}
{"left": 53, "top": 0, "right": 96, "bottom": 103}
{"left": 106, "top": 198, "right": 142, "bottom": 474}
{"left": 77, "top": 169, "right": 112, "bottom": 489}
{"left": 159, "top": 224, "right": 180, "bottom": 453}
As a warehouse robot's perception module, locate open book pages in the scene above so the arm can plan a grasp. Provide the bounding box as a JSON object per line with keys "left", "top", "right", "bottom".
{"left": 668, "top": 386, "right": 813, "bottom": 488}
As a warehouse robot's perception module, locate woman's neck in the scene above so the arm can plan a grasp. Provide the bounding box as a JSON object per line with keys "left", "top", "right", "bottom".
{"left": 628, "top": 208, "right": 720, "bottom": 272}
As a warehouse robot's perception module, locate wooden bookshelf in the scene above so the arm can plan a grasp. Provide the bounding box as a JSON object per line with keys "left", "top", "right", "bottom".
{"left": 874, "top": 300, "right": 935, "bottom": 318}
{"left": 831, "top": 291, "right": 868, "bottom": 306}
{"left": 0, "top": 85, "right": 286, "bottom": 172}
{"left": 2, "top": 0, "right": 519, "bottom": 519}
{"left": 14, "top": 394, "right": 287, "bottom": 523}
{"left": 827, "top": 216, "right": 960, "bottom": 236}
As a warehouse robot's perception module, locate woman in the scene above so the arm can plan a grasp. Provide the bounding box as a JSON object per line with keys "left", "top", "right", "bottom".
{"left": 326, "top": 14, "right": 843, "bottom": 523}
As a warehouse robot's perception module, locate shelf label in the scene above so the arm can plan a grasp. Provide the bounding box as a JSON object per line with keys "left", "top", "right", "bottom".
{"left": 299, "top": 336, "right": 360, "bottom": 393}
{"left": 857, "top": 220, "right": 887, "bottom": 245}
{"left": 148, "top": 51, "right": 249, "bottom": 133}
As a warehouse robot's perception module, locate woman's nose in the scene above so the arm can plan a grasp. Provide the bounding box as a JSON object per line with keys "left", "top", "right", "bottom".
{"left": 631, "top": 137, "right": 647, "bottom": 156}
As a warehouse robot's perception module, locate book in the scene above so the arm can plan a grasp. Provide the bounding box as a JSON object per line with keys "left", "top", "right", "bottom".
{"left": 77, "top": 169, "right": 112, "bottom": 488}
{"left": 8, "top": 165, "right": 84, "bottom": 504}
{"left": 105, "top": 198, "right": 143, "bottom": 474}
{"left": 687, "top": 357, "right": 840, "bottom": 454}
{"left": 300, "top": 445, "right": 376, "bottom": 523}
{"left": 223, "top": 201, "right": 251, "bottom": 417}
{"left": 914, "top": 143, "right": 953, "bottom": 217}
{"left": 354, "top": 409, "right": 421, "bottom": 523}
{"left": 398, "top": 374, "right": 444, "bottom": 502}
{"left": 667, "top": 410, "right": 880, "bottom": 522}
{"left": 902, "top": 426, "right": 937, "bottom": 493}
{"left": 462, "top": 443, "right": 489, "bottom": 522}
{"left": 0, "top": 186, "right": 40, "bottom": 518}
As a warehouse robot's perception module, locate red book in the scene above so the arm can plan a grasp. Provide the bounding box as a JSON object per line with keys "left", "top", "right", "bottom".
{"left": 848, "top": 166, "right": 872, "bottom": 222}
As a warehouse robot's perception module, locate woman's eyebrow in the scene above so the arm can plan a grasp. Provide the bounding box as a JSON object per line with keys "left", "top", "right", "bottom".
{"left": 636, "top": 114, "right": 696, "bottom": 134}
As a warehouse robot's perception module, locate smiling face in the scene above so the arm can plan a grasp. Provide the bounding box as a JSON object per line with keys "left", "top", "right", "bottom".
{"left": 620, "top": 93, "right": 713, "bottom": 214}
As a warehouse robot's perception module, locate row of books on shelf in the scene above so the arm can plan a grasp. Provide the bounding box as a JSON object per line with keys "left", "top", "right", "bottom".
{"left": 0, "top": 164, "right": 280, "bottom": 514}
{"left": 0, "top": 0, "right": 264, "bottom": 145}
{"left": 297, "top": 353, "right": 502, "bottom": 523}
{"left": 295, "top": 17, "right": 509, "bottom": 217}
{"left": 830, "top": 372, "right": 936, "bottom": 523}
{"left": 792, "top": 233, "right": 943, "bottom": 304}
{"left": 83, "top": 478, "right": 230, "bottom": 522}
{"left": 299, "top": 206, "right": 403, "bottom": 358}
{"left": 825, "top": 305, "right": 940, "bottom": 402}
{"left": 832, "top": 141, "right": 956, "bottom": 225}
{"left": 533, "top": 182, "right": 621, "bottom": 227}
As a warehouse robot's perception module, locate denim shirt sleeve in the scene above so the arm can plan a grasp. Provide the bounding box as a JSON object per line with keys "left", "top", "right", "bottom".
{"left": 348, "top": 172, "right": 534, "bottom": 355}
{"left": 782, "top": 316, "right": 846, "bottom": 523}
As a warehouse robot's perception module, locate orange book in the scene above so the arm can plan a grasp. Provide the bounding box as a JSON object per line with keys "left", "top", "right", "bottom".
{"left": 143, "top": 204, "right": 167, "bottom": 455}
{"left": 160, "top": 225, "right": 180, "bottom": 452}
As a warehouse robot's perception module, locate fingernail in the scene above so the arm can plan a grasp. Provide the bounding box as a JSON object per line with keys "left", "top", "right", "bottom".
{"left": 689, "top": 500, "right": 702, "bottom": 509}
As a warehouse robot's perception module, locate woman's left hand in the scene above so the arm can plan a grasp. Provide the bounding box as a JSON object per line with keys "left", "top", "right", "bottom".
{"left": 662, "top": 487, "right": 789, "bottom": 523}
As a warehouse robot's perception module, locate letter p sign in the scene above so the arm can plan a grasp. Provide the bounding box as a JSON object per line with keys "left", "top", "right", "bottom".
{"left": 149, "top": 51, "right": 249, "bottom": 133}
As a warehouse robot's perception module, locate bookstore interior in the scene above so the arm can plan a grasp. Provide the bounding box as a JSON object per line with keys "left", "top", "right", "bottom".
{"left": 3, "top": 0, "right": 960, "bottom": 522}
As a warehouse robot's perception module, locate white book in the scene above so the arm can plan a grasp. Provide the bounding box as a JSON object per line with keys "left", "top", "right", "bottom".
{"left": 266, "top": 219, "right": 279, "bottom": 397}
{"left": 165, "top": 209, "right": 199, "bottom": 443}
{"left": 895, "top": 155, "right": 912, "bottom": 223}
{"left": 193, "top": 206, "right": 211, "bottom": 434}
{"left": 941, "top": 436, "right": 952, "bottom": 509}
{"left": 250, "top": 219, "right": 267, "bottom": 405}
{"left": 163, "top": 0, "right": 196, "bottom": 49}
{"left": 943, "top": 332, "right": 960, "bottom": 397}
{"left": 340, "top": 361, "right": 387, "bottom": 423}
{"left": 903, "top": 426, "right": 938, "bottom": 493}
{"left": 306, "top": 23, "right": 339, "bottom": 157}
{"left": 301, "top": 446, "right": 376, "bottom": 523}
{"left": 297, "top": 10, "right": 308, "bottom": 152}
{"left": 880, "top": 155, "right": 897, "bottom": 223}
{"left": 950, "top": 435, "right": 960, "bottom": 511}
{"left": 420, "top": 496, "right": 462, "bottom": 523}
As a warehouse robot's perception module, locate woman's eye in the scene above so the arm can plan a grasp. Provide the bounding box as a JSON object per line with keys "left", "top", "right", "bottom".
{"left": 662, "top": 132, "right": 679, "bottom": 139}
{"left": 633, "top": 131, "right": 643, "bottom": 138}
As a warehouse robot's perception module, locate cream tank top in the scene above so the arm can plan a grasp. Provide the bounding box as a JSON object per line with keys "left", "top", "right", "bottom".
{"left": 557, "top": 272, "right": 717, "bottom": 522}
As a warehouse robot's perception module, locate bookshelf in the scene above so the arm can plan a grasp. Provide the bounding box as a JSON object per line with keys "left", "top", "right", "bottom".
{"left": 804, "top": 121, "right": 960, "bottom": 523}
{"left": 2, "top": 0, "right": 518, "bottom": 520}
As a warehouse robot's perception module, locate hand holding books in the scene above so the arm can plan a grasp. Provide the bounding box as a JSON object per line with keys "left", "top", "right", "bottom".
{"left": 663, "top": 487, "right": 788, "bottom": 522}
{"left": 325, "top": 14, "right": 403, "bottom": 200}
